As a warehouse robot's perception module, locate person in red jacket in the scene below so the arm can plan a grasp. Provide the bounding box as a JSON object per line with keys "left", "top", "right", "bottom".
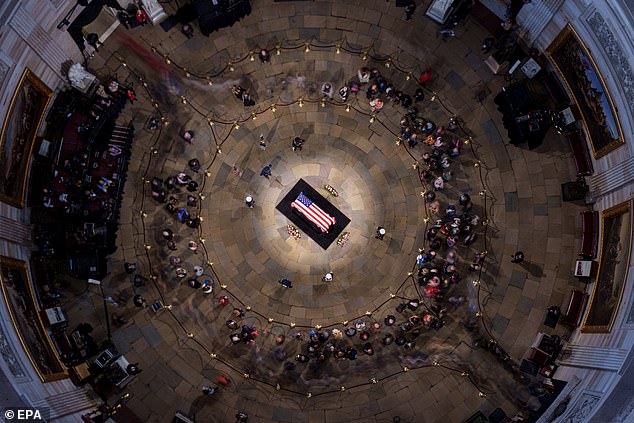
{"left": 126, "top": 88, "right": 136, "bottom": 103}
{"left": 419, "top": 69, "right": 432, "bottom": 84}
{"left": 135, "top": 8, "right": 148, "bottom": 25}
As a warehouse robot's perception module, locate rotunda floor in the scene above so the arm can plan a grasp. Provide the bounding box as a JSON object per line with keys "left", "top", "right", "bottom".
{"left": 66, "top": 1, "right": 587, "bottom": 422}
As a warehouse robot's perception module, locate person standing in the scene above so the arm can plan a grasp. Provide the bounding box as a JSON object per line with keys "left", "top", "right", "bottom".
{"left": 86, "top": 33, "right": 103, "bottom": 51}
{"left": 339, "top": 86, "right": 349, "bottom": 101}
{"left": 162, "top": 228, "right": 174, "bottom": 241}
{"left": 260, "top": 164, "right": 272, "bottom": 178}
{"left": 202, "top": 279, "right": 214, "bottom": 294}
{"left": 292, "top": 137, "right": 304, "bottom": 152}
{"left": 188, "top": 158, "right": 201, "bottom": 173}
{"left": 321, "top": 82, "right": 334, "bottom": 98}
{"left": 124, "top": 262, "right": 136, "bottom": 274}
{"left": 187, "top": 180, "right": 199, "bottom": 192}
{"left": 419, "top": 69, "right": 433, "bottom": 85}
{"left": 404, "top": 1, "right": 416, "bottom": 21}
{"left": 358, "top": 67, "right": 370, "bottom": 84}
{"left": 511, "top": 251, "right": 525, "bottom": 263}
{"left": 133, "top": 294, "right": 146, "bottom": 308}
{"left": 258, "top": 49, "right": 270, "bottom": 63}
{"left": 434, "top": 176, "right": 444, "bottom": 191}
{"left": 278, "top": 278, "right": 293, "bottom": 288}
{"left": 183, "top": 130, "right": 194, "bottom": 144}
{"left": 176, "top": 172, "right": 191, "bottom": 186}
{"left": 181, "top": 24, "right": 194, "bottom": 39}
{"left": 322, "top": 272, "right": 334, "bottom": 282}
{"left": 126, "top": 363, "right": 142, "bottom": 375}
{"left": 133, "top": 274, "right": 146, "bottom": 287}
{"left": 232, "top": 85, "right": 246, "bottom": 100}
{"left": 245, "top": 195, "right": 255, "bottom": 208}
{"left": 148, "top": 118, "right": 160, "bottom": 130}
{"left": 470, "top": 252, "right": 486, "bottom": 271}
{"left": 201, "top": 385, "right": 217, "bottom": 396}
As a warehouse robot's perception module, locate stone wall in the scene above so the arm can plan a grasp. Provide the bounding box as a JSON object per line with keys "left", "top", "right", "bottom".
{"left": 515, "top": 2, "right": 634, "bottom": 421}
{"left": 478, "top": 2, "right": 634, "bottom": 422}
{"left": 0, "top": 1, "right": 100, "bottom": 419}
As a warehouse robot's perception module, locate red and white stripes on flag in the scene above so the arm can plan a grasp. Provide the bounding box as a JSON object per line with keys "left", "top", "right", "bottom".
{"left": 290, "top": 192, "right": 336, "bottom": 233}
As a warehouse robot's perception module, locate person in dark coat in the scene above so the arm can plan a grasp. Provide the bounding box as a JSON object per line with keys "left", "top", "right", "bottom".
{"left": 511, "top": 251, "right": 525, "bottom": 263}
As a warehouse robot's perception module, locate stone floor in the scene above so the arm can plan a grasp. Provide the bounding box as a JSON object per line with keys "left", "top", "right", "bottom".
{"left": 63, "top": 1, "right": 588, "bottom": 421}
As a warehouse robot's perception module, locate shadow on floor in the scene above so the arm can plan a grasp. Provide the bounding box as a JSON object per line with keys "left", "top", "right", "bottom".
{"left": 521, "top": 261, "right": 544, "bottom": 278}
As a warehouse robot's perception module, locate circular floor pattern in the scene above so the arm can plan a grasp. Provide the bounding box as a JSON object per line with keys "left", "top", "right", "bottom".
{"left": 79, "top": 1, "right": 585, "bottom": 421}
{"left": 205, "top": 111, "right": 428, "bottom": 321}
{"left": 136, "top": 62, "right": 489, "bottom": 410}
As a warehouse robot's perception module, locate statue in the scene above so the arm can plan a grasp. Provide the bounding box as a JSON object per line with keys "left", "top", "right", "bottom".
{"left": 67, "top": 63, "right": 96, "bottom": 93}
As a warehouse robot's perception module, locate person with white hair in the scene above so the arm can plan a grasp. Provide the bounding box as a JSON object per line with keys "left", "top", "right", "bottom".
{"left": 322, "top": 272, "right": 334, "bottom": 282}
{"left": 245, "top": 195, "right": 255, "bottom": 208}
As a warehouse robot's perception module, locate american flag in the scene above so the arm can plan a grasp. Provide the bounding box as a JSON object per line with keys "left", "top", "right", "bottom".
{"left": 291, "top": 192, "right": 336, "bottom": 233}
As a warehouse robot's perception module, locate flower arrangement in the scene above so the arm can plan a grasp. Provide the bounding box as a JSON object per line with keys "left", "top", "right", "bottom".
{"left": 337, "top": 231, "right": 350, "bottom": 247}
{"left": 324, "top": 184, "right": 339, "bottom": 197}
{"left": 287, "top": 224, "right": 301, "bottom": 240}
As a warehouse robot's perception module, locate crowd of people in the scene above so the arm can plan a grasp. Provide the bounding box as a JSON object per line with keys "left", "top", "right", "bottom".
{"left": 232, "top": 84, "right": 255, "bottom": 107}
{"left": 40, "top": 80, "right": 134, "bottom": 221}
{"left": 415, "top": 197, "right": 483, "bottom": 300}
{"left": 41, "top": 153, "right": 117, "bottom": 219}
{"left": 135, "top": 55, "right": 487, "bottom": 402}
{"left": 147, "top": 159, "right": 221, "bottom": 297}
{"left": 179, "top": 62, "right": 483, "bottom": 370}
{"left": 321, "top": 64, "right": 486, "bottom": 318}
{"left": 150, "top": 170, "right": 201, "bottom": 229}
{"left": 217, "top": 296, "right": 452, "bottom": 373}
{"left": 318, "top": 65, "right": 433, "bottom": 113}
